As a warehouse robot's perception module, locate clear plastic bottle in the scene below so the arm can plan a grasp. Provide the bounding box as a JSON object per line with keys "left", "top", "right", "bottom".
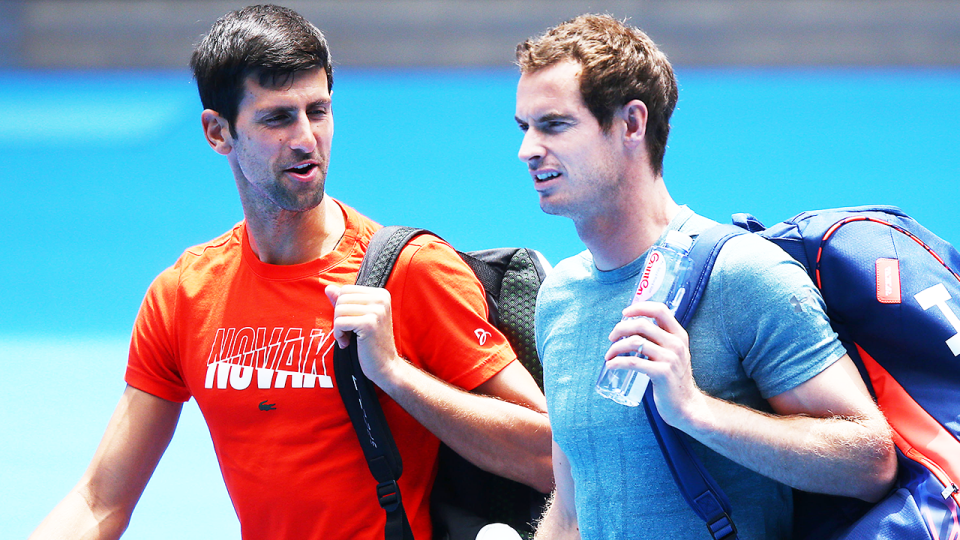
{"left": 596, "top": 230, "right": 694, "bottom": 406}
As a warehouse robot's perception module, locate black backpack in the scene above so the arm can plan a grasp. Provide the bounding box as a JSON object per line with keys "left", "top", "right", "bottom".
{"left": 333, "top": 226, "right": 549, "bottom": 540}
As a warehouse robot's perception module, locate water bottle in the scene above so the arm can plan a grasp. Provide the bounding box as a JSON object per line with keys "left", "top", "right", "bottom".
{"left": 596, "top": 230, "right": 694, "bottom": 406}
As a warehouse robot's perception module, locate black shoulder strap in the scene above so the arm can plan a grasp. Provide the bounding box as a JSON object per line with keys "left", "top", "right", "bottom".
{"left": 641, "top": 224, "right": 747, "bottom": 540}
{"left": 334, "top": 225, "right": 431, "bottom": 540}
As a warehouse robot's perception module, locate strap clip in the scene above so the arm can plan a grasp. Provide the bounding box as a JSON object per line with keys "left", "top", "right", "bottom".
{"left": 707, "top": 512, "right": 737, "bottom": 540}
{"left": 377, "top": 480, "right": 402, "bottom": 512}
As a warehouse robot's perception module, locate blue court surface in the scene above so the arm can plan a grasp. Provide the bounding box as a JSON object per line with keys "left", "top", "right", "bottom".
{"left": 3, "top": 67, "right": 958, "bottom": 538}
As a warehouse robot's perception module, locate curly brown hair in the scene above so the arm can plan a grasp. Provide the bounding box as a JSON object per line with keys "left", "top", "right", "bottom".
{"left": 516, "top": 14, "right": 678, "bottom": 175}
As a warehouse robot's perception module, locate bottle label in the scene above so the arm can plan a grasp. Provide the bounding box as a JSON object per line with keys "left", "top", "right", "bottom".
{"left": 634, "top": 251, "right": 665, "bottom": 303}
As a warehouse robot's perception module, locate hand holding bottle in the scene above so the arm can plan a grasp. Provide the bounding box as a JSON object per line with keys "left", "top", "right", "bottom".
{"left": 596, "top": 230, "right": 693, "bottom": 406}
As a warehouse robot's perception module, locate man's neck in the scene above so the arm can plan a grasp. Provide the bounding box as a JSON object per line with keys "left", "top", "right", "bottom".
{"left": 244, "top": 196, "right": 346, "bottom": 266}
{"left": 578, "top": 179, "right": 680, "bottom": 271}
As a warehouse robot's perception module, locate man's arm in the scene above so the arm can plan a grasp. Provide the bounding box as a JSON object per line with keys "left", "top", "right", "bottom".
{"left": 325, "top": 284, "right": 554, "bottom": 493}
{"left": 534, "top": 441, "right": 579, "bottom": 540}
{"left": 605, "top": 302, "right": 897, "bottom": 502}
{"left": 30, "top": 386, "right": 182, "bottom": 540}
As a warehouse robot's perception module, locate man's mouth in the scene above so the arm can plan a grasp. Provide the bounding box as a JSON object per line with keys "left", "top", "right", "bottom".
{"left": 285, "top": 162, "right": 319, "bottom": 179}
{"left": 288, "top": 163, "right": 316, "bottom": 174}
{"left": 534, "top": 171, "right": 560, "bottom": 182}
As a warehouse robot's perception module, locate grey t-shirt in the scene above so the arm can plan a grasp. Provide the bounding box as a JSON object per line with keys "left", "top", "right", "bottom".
{"left": 536, "top": 207, "right": 846, "bottom": 540}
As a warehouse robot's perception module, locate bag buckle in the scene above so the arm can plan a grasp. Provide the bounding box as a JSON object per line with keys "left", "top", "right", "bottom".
{"left": 707, "top": 512, "right": 737, "bottom": 540}
{"left": 376, "top": 480, "right": 401, "bottom": 512}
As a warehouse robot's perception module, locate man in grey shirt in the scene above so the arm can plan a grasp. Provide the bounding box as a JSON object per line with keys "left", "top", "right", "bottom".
{"left": 513, "top": 14, "right": 897, "bottom": 540}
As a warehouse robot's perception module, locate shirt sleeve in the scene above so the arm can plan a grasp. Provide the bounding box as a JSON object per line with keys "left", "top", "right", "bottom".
{"left": 125, "top": 264, "right": 192, "bottom": 403}
{"left": 715, "top": 234, "right": 847, "bottom": 399}
{"left": 387, "top": 236, "right": 516, "bottom": 391}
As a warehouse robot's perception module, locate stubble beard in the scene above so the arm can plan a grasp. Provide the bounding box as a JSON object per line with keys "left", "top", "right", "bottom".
{"left": 540, "top": 163, "right": 625, "bottom": 227}
{"left": 237, "top": 158, "right": 330, "bottom": 218}
{"left": 272, "top": 160, "right": 329, "bottom": 213}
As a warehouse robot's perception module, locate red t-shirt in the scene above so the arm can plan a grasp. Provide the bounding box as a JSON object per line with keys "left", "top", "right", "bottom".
{"left": 125, "top": 200, "right": 515, "bottom": 539}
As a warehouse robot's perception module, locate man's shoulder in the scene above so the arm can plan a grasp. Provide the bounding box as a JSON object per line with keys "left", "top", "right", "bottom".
{"left": 148, "top": 223, "right": 244, "bottom": 292}
{"left": 175, "top": 222, "right": 244, "bottom": 270}
{"left": 390, "top": 232, "right": 463, "bottom": 274}
{"left": 677, "top": 208, "right": 794, "bottom": 269}
{"left": 377, "top": 230, "right": 486, "bottom": 304}
{"left": 677, "top": 209, "right": 720, "bottom": 237}
{"left": 182, "top": 223, "right": 242, "bottom": 258}
{"left": 714, "top": 232, "right": 805, "bottom": 282}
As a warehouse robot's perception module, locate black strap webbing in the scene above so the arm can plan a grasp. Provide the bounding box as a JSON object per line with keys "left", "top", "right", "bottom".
{"left": 334, "top": 226, "right": 433, "bottom": 540}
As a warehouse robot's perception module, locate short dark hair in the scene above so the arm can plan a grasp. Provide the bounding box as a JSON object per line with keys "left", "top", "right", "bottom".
{"left": 516, "top": 14, "right": 678, "bottom": 175}
{"left": 190, "top": 4, "right": 333, "bottom": 133}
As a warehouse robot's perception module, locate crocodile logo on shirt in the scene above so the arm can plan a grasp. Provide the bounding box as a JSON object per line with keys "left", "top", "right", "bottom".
{"left": 259, "top": 400, "right": 277, "bottom": 411}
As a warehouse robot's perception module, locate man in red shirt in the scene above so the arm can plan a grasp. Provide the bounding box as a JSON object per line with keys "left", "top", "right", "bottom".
{"left": 30, "top": 5, "right": 552, "bottom": 539}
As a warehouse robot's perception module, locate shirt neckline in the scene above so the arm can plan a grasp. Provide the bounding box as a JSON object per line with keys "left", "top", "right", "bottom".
{"left": 240, "top": 199, "right": 360, "bottom": 281}
{"left": 590, "top": 205, "right": 695, "bottom": 284}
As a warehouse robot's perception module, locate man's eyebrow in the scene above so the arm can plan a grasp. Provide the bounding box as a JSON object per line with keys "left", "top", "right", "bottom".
{"left": 539, "top": 112, "right": 571, "bottom": 122}
{"left": 254, "top": 105, "right": 295, "bottom": 117}
{"left": 255, "top": 98, "right": 330, "bottom": 117}
{"left": 516, "top": 112, "right": 574, "bottom": 125}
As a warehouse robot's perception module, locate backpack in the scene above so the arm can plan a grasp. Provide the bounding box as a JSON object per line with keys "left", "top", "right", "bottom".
{"left": 656, "top": 206, "right": 960, "bottom": 540}
{"left": 333, "top": 225, "right": 549, "bottom": 540}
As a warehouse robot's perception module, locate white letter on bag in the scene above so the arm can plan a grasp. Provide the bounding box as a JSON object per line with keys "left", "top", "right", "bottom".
{"left": 915, "top": 283, "right": 960, "bottom": 356}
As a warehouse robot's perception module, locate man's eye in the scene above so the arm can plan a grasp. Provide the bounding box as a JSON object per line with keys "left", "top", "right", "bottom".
{"left": 517, "top": 122, "right": 529, "bottom": 133}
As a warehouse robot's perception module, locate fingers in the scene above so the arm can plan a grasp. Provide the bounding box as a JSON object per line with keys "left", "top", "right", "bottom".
{"left": 622, "top": 301, "right": 685, "bottom": 333}
{"left": 604, "top": 338, "right": 665, "bottom": 374}
{"left": 324, "top": 284, "right": 341, "bottom": 305}
{"left": 325, "top": 284, "right": 392, "bottom": 348}
{"left": 324, "top": 285, "right": 350, "bottom": 347}
{"left": 604, "top": 332, "right": 648, "bottom": 361}
{"left": 604, "top": 302, "right": 688, "bottom": 372}
{"left": 603, "top": 301, "right": 701, "bottom": 427}
{"left": 330, "top": 285, "right": 391, "bottom": 326}
{"left": 607, "top": 310, "right": 684, "bottom": 352}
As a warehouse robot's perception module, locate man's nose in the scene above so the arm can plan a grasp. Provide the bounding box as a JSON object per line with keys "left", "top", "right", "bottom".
{"left": 289, "top": 113, "right": 318, "bottom": 153}
{"left": 517, "top": 129, "right": 544, "bottom": 169}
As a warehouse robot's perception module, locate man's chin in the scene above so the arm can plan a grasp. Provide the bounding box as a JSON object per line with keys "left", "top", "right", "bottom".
{"left": 538, "top": 196, "right": 566, "bottom": 217}
{"left": 275, "top": 189, "right": 326, "bottom": 214}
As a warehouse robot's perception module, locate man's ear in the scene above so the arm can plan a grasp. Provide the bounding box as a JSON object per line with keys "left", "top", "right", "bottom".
{"left": 621, "top": 99, "right": 648, "bottom": 149}
{"left": 201, "top": 109, "right": 233, "bottom": 155}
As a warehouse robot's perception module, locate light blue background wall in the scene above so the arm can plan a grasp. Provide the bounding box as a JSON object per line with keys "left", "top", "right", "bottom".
{"left": 3, "top": 67, "right": 958, "bottom": 538}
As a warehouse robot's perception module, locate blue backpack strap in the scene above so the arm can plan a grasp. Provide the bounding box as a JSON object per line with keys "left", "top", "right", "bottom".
{"left": 641, "top": 224, "right": 747, "bottom": 540}
{"left": 334, "top": 225, "right": 430, "bottom": 540}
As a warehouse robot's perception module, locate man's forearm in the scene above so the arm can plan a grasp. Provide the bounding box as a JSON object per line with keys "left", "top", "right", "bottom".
{"left": 377, "top": 357, "right": 554, "bottom": 492}
{"left": 30, "top": 487, "right": 129, "bottom": 540}
{"left": 31, "top": 387, "right": 181, "bottom": 540}
{"left": 608, "top": 304, "right": 897, "bottom": 502}
{"left": 325, "top": 284, "right": 553, "bottom": 490}
{"left": 678, "top": 392, "right": 896, "bottom": 501}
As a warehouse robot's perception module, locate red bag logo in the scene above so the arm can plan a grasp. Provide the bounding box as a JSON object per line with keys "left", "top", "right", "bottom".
{"left": 876, "top": 258, "right": 901, "bottom": 304}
